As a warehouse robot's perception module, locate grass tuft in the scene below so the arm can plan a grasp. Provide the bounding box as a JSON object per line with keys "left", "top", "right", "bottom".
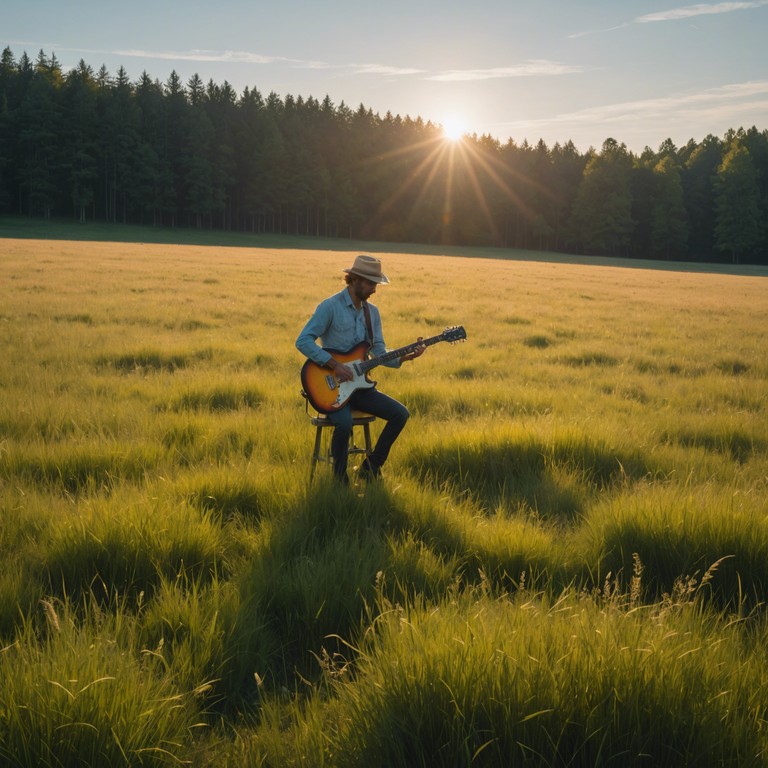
{"left": 558, "top": 351, "right": 619, "bottom": 367}
{"left": 96, "top": 350, "right": 190, "bottom": 373}
{"left": 42, "top": 496, "right": 226, "bottom": 604}
{"left": 523, "top": 334, "right": 551, "bottom": 348}
{"left": 716, "top": 358, "right": 750, "bottom": 375}
{"left": 0, "top": 598, "right": 203, "bottom": 766}
{"left": 169, "top": 386, "right": 265, "bottom": 412}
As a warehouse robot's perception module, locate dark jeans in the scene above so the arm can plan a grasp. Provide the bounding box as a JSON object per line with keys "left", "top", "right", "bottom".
{"left": 325, "top": 387, "right": 409, "bottom": 479}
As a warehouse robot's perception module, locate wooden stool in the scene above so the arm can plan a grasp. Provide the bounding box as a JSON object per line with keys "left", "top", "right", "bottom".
{"left": 309, "top": 410, "right": 376, "bottom": 482}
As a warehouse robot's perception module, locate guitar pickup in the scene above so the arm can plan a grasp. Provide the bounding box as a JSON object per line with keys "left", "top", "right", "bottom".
{"left": 324, "top": 374, "right": 338, "bottom": 391}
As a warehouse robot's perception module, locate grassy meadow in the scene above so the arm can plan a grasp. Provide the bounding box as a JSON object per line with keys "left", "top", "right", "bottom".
{"left": 1, "top": 234, "right": 768, "bottom": 766}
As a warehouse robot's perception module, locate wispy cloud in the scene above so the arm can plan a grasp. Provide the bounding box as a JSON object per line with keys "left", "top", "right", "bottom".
{"left": 12, "top": 42, "right": 427, "bottom": 78}
{"left": 11, "top": 42, "right": 578, "bottom": 83}
{"left": 635, "top": 1, "right": 768, "bottom": 23}
{"left": 116, "top": 49, "right": 427, "bottom": 77}
{"left": 113, "top": 48, "right": 286, "bottom": 65}
{"left": 427, "top": 60, "right": 583, "bottom": 82}
{"left": 569, "top": 1, "right": 768, "bottom": 37}
{"left": 568, "top": 24, "right": 629, "bottom": 39}
{"left": 107, "top": 50, "right": 576, "bottom": 82}
{"left": 10, "top": 43, "right": 292, "bottom": 67}
{"left": 352, "top": 64, "right": 426, "bottom": 76}
{"left": 495, "top": 80, "right": 768, "bottom": 136}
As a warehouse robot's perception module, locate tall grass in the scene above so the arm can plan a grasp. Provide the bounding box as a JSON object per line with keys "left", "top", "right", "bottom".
{"left": 42, "top": 492, "right": 227, "bottom": 604}
{"left": 1, "top": 236, "right": 767, "bottom": 765}
{"left": 0, "top": 598, "right": 205, "bottom": 766}
{"left": 304, "top": 590, "right": 768, "bottom": 767}
{"left": 576, "top": 481, "right": 768, "bottom": 608}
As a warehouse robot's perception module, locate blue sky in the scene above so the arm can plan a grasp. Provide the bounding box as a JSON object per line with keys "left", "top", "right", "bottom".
{"left": 3, "top": 0, "right": 767, "bottom": 153}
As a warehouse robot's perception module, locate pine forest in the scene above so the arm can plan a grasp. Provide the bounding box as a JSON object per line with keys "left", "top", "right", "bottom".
{"left": 1, "top": 47, "right": 767, "bottom": 265}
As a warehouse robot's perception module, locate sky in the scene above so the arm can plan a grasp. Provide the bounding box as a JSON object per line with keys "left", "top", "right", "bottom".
{"left": 3, "top": 0, "right": 768, "bottom": 154}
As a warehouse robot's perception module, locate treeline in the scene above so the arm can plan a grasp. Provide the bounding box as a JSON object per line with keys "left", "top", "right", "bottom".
{"left": 1, "top": 47, "right": 767, "bottom": 264}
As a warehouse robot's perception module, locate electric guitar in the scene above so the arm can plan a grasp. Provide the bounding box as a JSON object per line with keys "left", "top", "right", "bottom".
{"left": 301, "top": 325, "right": 467, "bottom": 413}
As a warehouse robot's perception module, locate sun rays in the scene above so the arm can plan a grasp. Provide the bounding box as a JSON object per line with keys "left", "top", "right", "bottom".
{"left": 358, "top": 123, "right": 553, "bottom": 246}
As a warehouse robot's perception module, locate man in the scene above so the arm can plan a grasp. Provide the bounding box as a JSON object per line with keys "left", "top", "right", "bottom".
{"left": 296, "top": 254, "right": 424, "bottom": 484}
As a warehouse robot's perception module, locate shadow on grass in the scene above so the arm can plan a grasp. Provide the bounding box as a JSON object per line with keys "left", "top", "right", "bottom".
{"left": 233, "top": 481, "right": 393, "bottom": 688}
{"left": 166, "top": 386, "right": 265, "bottom": 413}
{"left": 184, "top": 478, "right": 263, "bottom": 519}
{"left": 42, "top": 504, "right": 225, "bottom": 606}
{"left": 3, "top": 445, "right": 161, "bottom": 495}
{"left": 589, "top": 517, "right": 768, "bottom": 612}
{"left": 95, "top": 350, "right": 192, "bottom": 373}
{"left": 664, "top": 427, "right": 764, "bottom": 464}
{"left": 406, "top": 433, "right": 664, "bottom": 523}
{"left": 228, "top": 477, "right": 546, "bottom": 695}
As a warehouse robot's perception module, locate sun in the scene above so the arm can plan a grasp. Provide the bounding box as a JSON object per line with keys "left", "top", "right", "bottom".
{"left": 441, "top": 115, "right": 467, "bottom": 142}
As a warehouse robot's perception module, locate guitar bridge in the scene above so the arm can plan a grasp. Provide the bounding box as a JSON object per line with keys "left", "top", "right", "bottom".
{"left": 324, "top": 374, "right": 338, "bottom": 391}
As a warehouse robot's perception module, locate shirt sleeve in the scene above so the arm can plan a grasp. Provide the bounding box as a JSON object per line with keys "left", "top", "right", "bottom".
{"left": 368, "top": 303, "right": 402, "bottom": 369}
{"left": 295, "top": 299, "right": 335, "bottom": 367}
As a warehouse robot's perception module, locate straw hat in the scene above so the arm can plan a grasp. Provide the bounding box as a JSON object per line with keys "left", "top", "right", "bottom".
{"left": 343, "top": 254, "right": 390, "bottom": 284}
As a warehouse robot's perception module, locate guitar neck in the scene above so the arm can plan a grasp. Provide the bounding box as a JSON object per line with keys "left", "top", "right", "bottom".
{"left": 359, "top": 333, "right": 446, "bottom": 373}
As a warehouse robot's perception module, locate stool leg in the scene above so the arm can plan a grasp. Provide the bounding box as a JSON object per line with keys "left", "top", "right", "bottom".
{"left": 363, "top": 422, "right": 372, "bottom": 456}
{"left": 310, "top": 424, "right": 323, "bottom": 482}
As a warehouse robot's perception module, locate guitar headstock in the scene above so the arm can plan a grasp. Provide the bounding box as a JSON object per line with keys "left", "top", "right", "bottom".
{"left": 441, "top": 325, "right": 467, "bottom": 343}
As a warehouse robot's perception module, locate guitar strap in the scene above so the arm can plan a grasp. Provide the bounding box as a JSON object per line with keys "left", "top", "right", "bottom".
{"left": 362, "top": 301, "right": 374, "bottom": 353}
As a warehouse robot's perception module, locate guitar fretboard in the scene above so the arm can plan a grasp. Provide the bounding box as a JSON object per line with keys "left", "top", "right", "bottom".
{"left": 357, "top": 333, "right": 448, "bottom": 374}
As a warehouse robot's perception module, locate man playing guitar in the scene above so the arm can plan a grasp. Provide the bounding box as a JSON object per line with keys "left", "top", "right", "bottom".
{"left": 296, "top": 254, "right": 425, "bottom": 484}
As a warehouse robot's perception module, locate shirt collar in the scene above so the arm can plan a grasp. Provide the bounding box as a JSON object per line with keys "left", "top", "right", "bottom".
{"left": 339, "top": 286, "right": 361, "bottom": 311}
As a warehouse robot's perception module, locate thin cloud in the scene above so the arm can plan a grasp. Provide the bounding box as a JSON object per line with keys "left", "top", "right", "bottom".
{"left": 428, "top": 60, "right": 583, "bottom": 82}
{"left": 635, "top": 1, "right": 768, "bottom": 23}
{"left": 10, "top": 41, "right": 571, "bottom": 83}
{"left": 114, "top": 48, "right": 285, "bottom": 65}
{"left": 570, "top": 1, "right": 768, "bottom": 37}
{"left": 113, "top": 50, "right": 425, "bottom": 76}
{"left": 496, "top": 80, "right": 768, "bottom": 133}
{"left": 11, "top": 42, "right": 426, "bottom": 78}
{"left": 568, "top": 24, "right": 630, "bottom": 39}
{"left": 352, "top": 64, "right": 426, "bottom": 76}
{"left": 10, "top": 43, "right": 291, "bottom": 66}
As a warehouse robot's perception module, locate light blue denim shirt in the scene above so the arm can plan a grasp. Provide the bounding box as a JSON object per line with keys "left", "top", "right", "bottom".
{"left": 296, "top": 287, "right": 401, "bottom": 368}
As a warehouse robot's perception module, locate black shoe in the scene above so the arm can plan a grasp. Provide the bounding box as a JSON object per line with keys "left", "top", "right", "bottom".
{"left": 358, "top": 458, "right": 382, "bottom": 482}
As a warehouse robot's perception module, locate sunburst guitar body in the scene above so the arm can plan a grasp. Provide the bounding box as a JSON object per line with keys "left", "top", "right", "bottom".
{"left": 301, "top": 326, "right": 467, "bottom": 414}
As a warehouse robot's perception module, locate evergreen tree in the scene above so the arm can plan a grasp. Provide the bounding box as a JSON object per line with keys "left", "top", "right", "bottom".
{"left": 549, "top": 140, "right": 587, "bottom": 251}
{"left": 255, "top": 109, "right": 288, "bottom": 233}
{"left": 17, "top": 51, "right": 63, "bottom": 217}
{"left": 134, "top": 72, "right": 168, "bottom": 226}
{"left": 0, "top": 47, "right": 18, "bottom": 212}
{"left": 630, "top": 151, "right": 656, "bottom": 257}
{"left": 98, "top": 66, "right": 140, "bottom": 223}
{"left": 682, "top": 135, "right": 722, "bottom": 260}
{"left": 205, "top": 79, "right": 237, "bottom": 229}
{"left": 737, "top": 127, "right": 768, "bottom": 257}
{"left": 570, "top": 139, "right": 634, "bottom": 256}
{"left": 650, "top": 156, "right": 688, "bottom": 259}
{"left": 161, "top": 71, "right": 189, "bottom": 226}
{"left": 713, "top": 142, "right": 762, "bottom": 263}
{"left": 62, "top": 60, "right": 99, "bottom": 222}
{"left": 183, "top": 107, "right": 216, "bottom": 228}
{"left": 187, "top": 73, "right": 204, "bottom": 106}
{"left": 234, "top": 86, "right": 266, "bottom": 231}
